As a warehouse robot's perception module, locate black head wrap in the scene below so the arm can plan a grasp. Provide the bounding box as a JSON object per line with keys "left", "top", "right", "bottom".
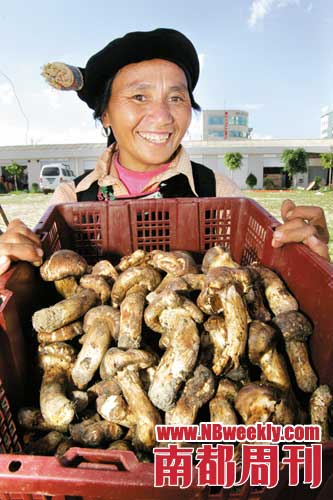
{"left": 42, "top": 28, "right": 200, "bottom": 145}
{"left": 77, "top": 28, "right": 200, "bottom": 110}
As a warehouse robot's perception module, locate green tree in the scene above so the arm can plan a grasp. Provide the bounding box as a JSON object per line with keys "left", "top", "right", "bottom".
{"left": 224, "top": 152, "right": 243, "bottom": 180}
{"left": 4, "top": 162, "right": 25, "bottom": 190}
{"left": 245, "top": 173, "right": 257, "bottom": 189}
{"left": 320, "top": 152, "right": 333, "bottom": 186}
{"left": 281, "top": 148, "right": 308, "bottom": 186}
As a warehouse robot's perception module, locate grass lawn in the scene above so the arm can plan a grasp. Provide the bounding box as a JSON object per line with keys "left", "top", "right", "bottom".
{"left": 244, "top": 189, "right": 333, "bottom": 260}
{"left": 0, "top": 189, "right": 332, "bottom": 259}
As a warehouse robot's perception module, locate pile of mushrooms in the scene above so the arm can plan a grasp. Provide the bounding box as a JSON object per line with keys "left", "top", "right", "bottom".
{"left": 16, "top": 246, "right": 332, "bottom": 458}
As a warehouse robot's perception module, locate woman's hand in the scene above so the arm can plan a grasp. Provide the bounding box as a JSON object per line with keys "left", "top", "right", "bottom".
{"left": 272, "top": 199, "right": 330, "bottom": 261}
{"left": 0, "top": 219, "right": 43, "bottom": 275}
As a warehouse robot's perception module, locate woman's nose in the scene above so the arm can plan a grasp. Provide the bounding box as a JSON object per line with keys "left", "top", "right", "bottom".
{"left": 147, "top": 101, "right": 174, "bottom": 125}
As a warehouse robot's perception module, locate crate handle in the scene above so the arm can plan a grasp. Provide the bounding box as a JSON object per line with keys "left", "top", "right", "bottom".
{"left": 60, "top": 447, "right": 141, "bottom": 472}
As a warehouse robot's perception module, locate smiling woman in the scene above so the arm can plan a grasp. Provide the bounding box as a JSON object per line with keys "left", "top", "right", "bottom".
{"left": 101, "top": 59, "right": 192, "bottom": 172}
{"left": 0, "top": 27, "right": 330, "bottom": 274}
{"left": 41, "top": 28, "right": 240, "bottom": 203}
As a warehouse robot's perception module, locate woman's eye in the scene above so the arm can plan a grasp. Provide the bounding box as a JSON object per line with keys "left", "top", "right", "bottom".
{"left": 132, "top": 94, "right": 146, "bottom": 102}
{"left": 169, "top": 95, "right": 184, "bottom": 102}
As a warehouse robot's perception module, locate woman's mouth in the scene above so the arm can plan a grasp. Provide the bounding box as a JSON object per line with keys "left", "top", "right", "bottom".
{"left": 137, "top": 132, "right": 171, "bottom": 144}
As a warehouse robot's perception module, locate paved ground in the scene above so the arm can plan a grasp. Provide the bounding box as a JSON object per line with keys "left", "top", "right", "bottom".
{"left": 0, "top": 193, "right": 52, "bottom": 232}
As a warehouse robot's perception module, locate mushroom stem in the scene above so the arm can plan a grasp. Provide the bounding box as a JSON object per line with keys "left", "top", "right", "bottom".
{"left": 118, "top": 284, "right": 148, "bottom": 349}
{"left": 310, "top": 385, "right": 332, "bottom": 441}
{"left": 274, "top": 311, "right": 317, "bottom": 393}
{"left": 148, "top": 314, "right": 200, "bottom": 412}
{"left": 117, "top": 369, "right": 161, "bottom": 450}
{"left": 248, "top": 321, "right": 291, "bottom": 391}
{"left": 209, "top": 379, "right": 238, "bottom": 424}
{"left": 165, "top": 365, "right": 215, "bottom": 425}
{"left": 251, "top": 264, "right": 298, "bottom": 316}
{"left": 32, "top": 289, "right": 97, "bottom": 333}
{"left": 71, "top": 318, "right": 113, "bottom": 389}
{"left": 39, "top": 342, "right": 76, "bottom": 431}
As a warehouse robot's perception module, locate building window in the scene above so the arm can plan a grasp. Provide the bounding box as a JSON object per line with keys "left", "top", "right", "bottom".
{"left": 229, "top": 130, "right": 247, "bottom": 138}
{"left": 208, "top": 130, "right": 225, "bottom": 138}
{"left": 229, "top": 116, "right": 248, "bottom": 126}
{"left": 208, "top": 116, "right": 224, "bottom": 125}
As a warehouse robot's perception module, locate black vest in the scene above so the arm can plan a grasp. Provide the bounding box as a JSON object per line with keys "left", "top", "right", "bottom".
{"left": 74, "top": 161, "right": 216, "bottom": 201}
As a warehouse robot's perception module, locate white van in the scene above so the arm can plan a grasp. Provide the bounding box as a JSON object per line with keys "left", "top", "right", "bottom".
{"left": 39, "top": 163, "right": 76, "bottom": 193}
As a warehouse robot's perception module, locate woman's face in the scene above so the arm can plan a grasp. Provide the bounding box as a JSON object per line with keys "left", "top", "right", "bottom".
{"left": 102, "top": 59, "right": 192, "bottom": 171}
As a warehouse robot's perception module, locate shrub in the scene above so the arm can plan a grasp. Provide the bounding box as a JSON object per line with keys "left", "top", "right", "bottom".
{"left": 313, "top": 176, "right": 323, "bottom": 189}
{"left": 30, "top": 182, "right": 40, "bottom": 193}
{"left": 263, "top": 177, "right": 276, "bottom": 189}
{"left": 246, "top": 173, "right": 257, "bottom": 189}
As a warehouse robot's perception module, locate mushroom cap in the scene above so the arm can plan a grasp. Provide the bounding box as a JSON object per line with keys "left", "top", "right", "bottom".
{"left": 274, "top": 311, "right": 313, "bottom": 341}
{"left": 248, "top": 320, "right": 277, "bottom": 364}
{"left": 83, "top": 305, "right": 120, "bottom": 339}
{"left": 91, "top": 260, "right": 119, "bottom": 280}
{"left": 117, "top": 249, "right": 149, "bottom": 272}
{"left": 149, "top": 250, "right": 198, "bottom": 276}
{"left": 38, "top": 341, "right": 76, "bottom": 370}
{"left": 310, "top": 384, "right": 332, "bottom": 407}
{"left": 40, "top": 249, "right": 88, "bottom": 281}
{"left": 202, "top": 246, "right": 238, "bottom": 273}
{"left": 235, "top": 382, "right": 279, "bottom": 424}
{"left": 100, "top": 348, "right": 157, "bottom": 379}
{"left": 216, "top": 379, "right": 238, "bottom": 401}
{"left": 80, "top": 274, "right": 111, "bottom": 304}
{"left": 111, "top": 266, "right": 161, "bottom": 306}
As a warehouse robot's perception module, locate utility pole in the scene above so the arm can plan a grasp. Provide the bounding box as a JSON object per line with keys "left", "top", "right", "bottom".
{"left": 0, "top": 69, "right": 30, "bottom": 144}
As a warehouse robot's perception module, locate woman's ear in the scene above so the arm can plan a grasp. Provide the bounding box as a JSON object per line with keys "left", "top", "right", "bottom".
{"left": 101, "top": 111, "right": 110, "bottom": 128}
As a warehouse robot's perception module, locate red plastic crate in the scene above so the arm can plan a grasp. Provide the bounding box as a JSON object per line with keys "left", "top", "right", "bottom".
{"left": 0, "top": 197, "right": 332, "bottom": 499}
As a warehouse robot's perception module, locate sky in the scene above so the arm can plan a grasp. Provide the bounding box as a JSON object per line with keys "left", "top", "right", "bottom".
{"left": 0, "top": 0, "right": 332, "bottom": 146}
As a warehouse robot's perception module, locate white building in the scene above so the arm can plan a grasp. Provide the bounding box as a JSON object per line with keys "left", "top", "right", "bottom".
{"left": 203, "top": 110, "right": 252, "bottom": 140}
{"left": 0, "top": 138, "right": 332, "bottom": 190}
{"left": 320, "top": 109, "right": 333, "bottom": 139}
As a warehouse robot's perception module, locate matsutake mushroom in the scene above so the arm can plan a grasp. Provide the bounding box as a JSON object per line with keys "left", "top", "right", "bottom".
{"left": 210, "top": 284, "right": 248, "bottom": 371}
{"left": 37, "top": 320, "right": 83, "bottom": 344}
{"left": 39, "top": 342, "right": 76, "bottom": 431}
{"left": 91, "top": 259, "right": 119, "bottom": 280}
{"left": 118, "top": 269, "right": 161, "bottom": 349}
{"left": 203, "top": 315, "right": 229, "bottom": 376}
{"left": 83, "top": 305, "right": 120, "bottom": 341}
{"left": 71, "top": 307, "right": 120, "bottom": 389}
{"left": 54, "top": 277, "right": 82, "bottom": 299}
{"left": 149, "top": 250, "right": 198, "bottom": 276}
{"left": 235, "top": 383, "right": 279, "bottom": 425}
{"left": 202, "top": 246, "right": 239, "bottom": 273}
{"left": 108, "top": 440, "right": 133, "bottom": 451}
{"left": 24, "top": 431, "right": 65, "bottom": 455}
{"left": 209, "top": 379, "right": 239, "bottom": 425}
{"left": 40, "top": 249, "right": 88, "bottom": 282}
{"left": 248, "top": 320, "right": 291, "bottom": 391}
{"left": 251, "top": 264, "right": 298, "bottom": 316}
{"left": 111, "top": 266, "right": 161, "bottom": 307}
{"left": 69, "top": 413, "right": 123, "bottom": 447}
{"left": 165, "top": 365, "right": 215, "bottom": 425}
{"left": 274, "top": 311, "right": 317, "bottom": 393}
{"left": 148, "top": 294, "right": 202, "bottom": 412}
{"left": 80, "top": 274, "right": 112, "bottom": 304}
{"left": 310, "top": 385, "right": 332, "bottom": 441}
{"left": 117, "top": 249, "right": 150, "bottom": 272}
{"left": 32, "top": 288, "right": 97, "bottom": 333}
{"left": 146, "top": 275, "right": 190, "bottom": 304}
{"left": 100, "top": 348, "right": 161, "bottom": 450}
{"left": 18, "top": 407, "right": 54, "bottom": 432}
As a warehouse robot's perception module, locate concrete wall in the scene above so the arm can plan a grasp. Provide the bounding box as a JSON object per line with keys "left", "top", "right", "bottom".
{"left": 1, "top": 139, "right": 332, "bottom": 190}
